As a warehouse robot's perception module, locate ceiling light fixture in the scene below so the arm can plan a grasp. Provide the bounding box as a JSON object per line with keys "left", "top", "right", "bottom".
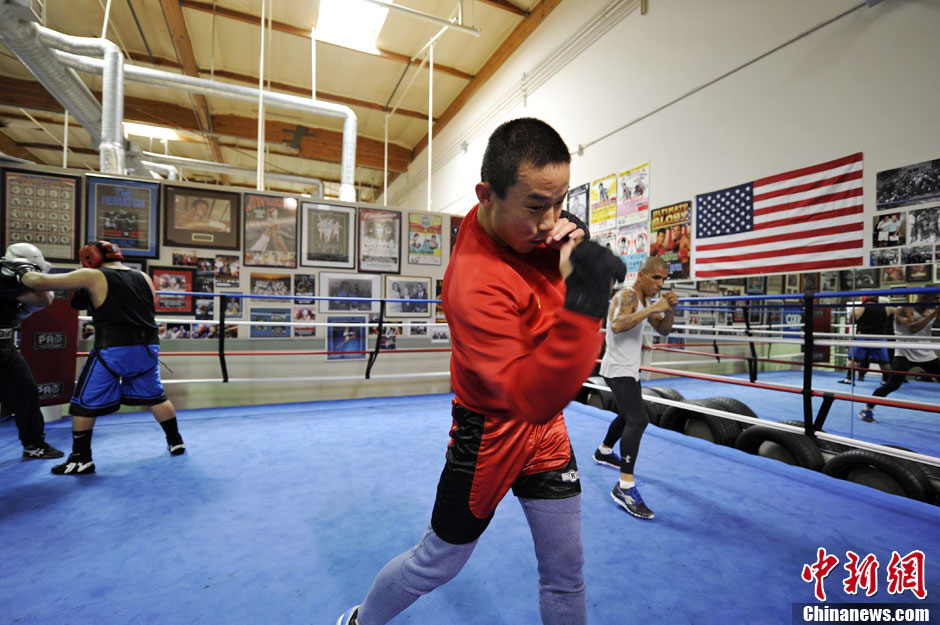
{"left": 316, "top": 0, "right": 389, "bottom": 54}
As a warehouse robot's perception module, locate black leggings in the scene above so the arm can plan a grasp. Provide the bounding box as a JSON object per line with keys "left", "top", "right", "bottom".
{"left": 869, "top": 355, "right": 940, "bottom": 408}
{"left": 601, "top": 376, "right": 649, "bottom": 475}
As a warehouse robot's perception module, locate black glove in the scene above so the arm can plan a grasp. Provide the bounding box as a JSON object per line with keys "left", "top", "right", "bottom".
{"left": 71, "top": 288, "right": 92, "bottom": 311}
{"left": 560, "top": 210, "right": 590, "bottom": 240}
{"left": 564, "top": 240, "right": 626, "bottom": 318}
{"left": 0, "top": 258, "right": 40, "bottom": 284}
{"left": 0, "top": 273, "right": 25, "bottom": 298}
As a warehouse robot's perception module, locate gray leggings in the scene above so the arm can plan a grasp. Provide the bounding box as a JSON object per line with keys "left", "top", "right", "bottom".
{"left": 357, "top": 494, "right": 586, "bottom": 625}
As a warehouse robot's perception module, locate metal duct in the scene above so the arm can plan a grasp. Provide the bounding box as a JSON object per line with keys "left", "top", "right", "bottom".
{"left": 141, "top": 151, "right": 324, "bottom": 197}
{"left": 53, "top": 49, "right": 358, "bottom": 201}
{"left": 139, "top": 160, "right": 179, "bottom": 180}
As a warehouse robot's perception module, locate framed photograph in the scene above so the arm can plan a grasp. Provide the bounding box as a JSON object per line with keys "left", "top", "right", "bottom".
{"left": 872, "top": 212, "right": 906, "bottom": 248}
{"left": 220, "top": 292, "right": 244, "bottom": 319}
{"left": 214, "top": 254, "right": 240, "bottom": 287}
{"left": 407, "top": 213, "right": 443, "bottom": 266}
{"left": 191, "top": 322, "right": 219, "bottom": 339}
{"left": 744, "top": 276, "right": 766, "bottom": 295}
{"left": 801, "top": 273, "right": 819, "bottom": 293}
{"left": 908, "top": 206, "right": 940, "bottom": 245}
{"left": 86, "top": 175, "right": 159, "bottom": 258}
{"left": 358, "top": 207, "right": 401, "bottom": 273}
{"left": 149, "top": 266, "right": 195, "bottom": 315}
{"left": 905, "top": 264, "right": 932, "bottom": 283}
{"left": 900, "top": 245, "right": 932, "bottom": 265}
{"left": 164, "top": 322, "right": 192, "bottom": 339}
{"left": 318, "top": 272, "right": 381, "bottom": 314}
{"left": 697, "top": 280, "right": 719, "bottom": 294}
{"left": 2, "top": 168, "right": 81, "bottom": 262}
{"left": 839, "top": 268, "right": 880, "bottom": 290}
{"left": 293, "top": 273, "right": 316, "bottom": 305}
{"left": 431, "top": 327, "right": 451, "bottom": 343}
{"left": 123, "top": 260, "right": 146, "bottom": 272}
{"left": 819, "top": 271, "right": 839, "bottom": 292}
{"left": 164, "top": 185, "right": 240, "bottom": 250}
{"left": 870, "top": 248, "right": 898, "bottom": 267}
{"left": 406, "top": 320, "right": 429, "bottom": 337}
{"left": 881, "top": 266, "right": 906, "bottom": 285}
{"left": 249, "top": 272, "right": 291, "bottom": 303}
{"left": 249, "top": 307, "right": 291, "bottom": 338}
{"left": 300, "top": 201, "right": 356, "bottom": 269}
{"left": 566, "top": 183, "right": 589, "bottom": 226}
{"left": 194, "top": 297, "right": 214, "bottom": 320}
{"left": 293, "top": 306, "right": 317, "bottom": 337}
{"left": 327, "top": 316, "right": 367, "bottom": 360}
{"left": 243, "top": 193, "right": 298, "bottom": 267}
{"left": 385, "top": 275, "right": 432, "bottom": 318}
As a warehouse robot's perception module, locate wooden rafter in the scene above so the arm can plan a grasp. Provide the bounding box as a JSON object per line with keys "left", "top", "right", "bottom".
{"left": 159, "top": 0, "right": 229, "bottom": 184}
{"left": 0, "top": 129, "right": 40, "bottom": 163}
{"left": 178, "top": 0, "right": 474, "bottom": 81}
{"left": 410, "top": 0, "right": 562, "bottom": 158}
{"left": 478, "top": 0, "right": 529, "bottom": 16}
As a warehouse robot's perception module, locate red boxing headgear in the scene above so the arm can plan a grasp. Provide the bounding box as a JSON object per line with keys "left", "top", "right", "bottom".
{"left": 79, "top": 241, "right": 124, "bottom": 268}
{"left": 861, "top": 296, "right": 877, "bottom": 304}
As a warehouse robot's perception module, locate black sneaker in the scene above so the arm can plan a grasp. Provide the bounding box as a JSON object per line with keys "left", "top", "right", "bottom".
{"left": 167, "top": 434, "right": 186, "bottom": 456}
{"left": 593, "top": 448, "right": 620, "bottom": 469}
{"left": 22, "top": 441, "right": 65, "bottom": 460}
{"left": 838, "top": 378, "right": 853, "bottom": 385}
{"left": 51, "top": 452, "right": 95, "bottom": 475}
{"left": 336, "top": 605, "right": 360, "bottom": 625}
{"left": 611, "top": 484, "right": 654, "bottom": 520}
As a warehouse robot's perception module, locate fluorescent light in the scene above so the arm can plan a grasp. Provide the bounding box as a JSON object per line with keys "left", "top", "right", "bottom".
{"left": 123, "top": 122, "right": 185, "bottom": 142}
{"left": 316, "top": 0, "right": 389, "bottom": 54}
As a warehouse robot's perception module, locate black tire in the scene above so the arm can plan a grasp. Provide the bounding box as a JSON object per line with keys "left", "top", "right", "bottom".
{"left": 658, "top": 399, "right": 740, "bottom": 446}
{"left": 641, "top": 387, "right": 666, "bottom": 426}
{"left": 709, "top": 397, "right": 758, "bottom": 424}
{"left": 734, "top": 425, "right": 824, "bottom": 470}
{"left": 822, "top": 449, "right": 935, "bottom": 503}
{"left": 647, "top": 386, "right": 684, "bottom": 403}
{"left": 777, "top": 419, "right": 850, "bottom": 454}
{"left": 583, "top": 376, "right": 614, "bottom": 411}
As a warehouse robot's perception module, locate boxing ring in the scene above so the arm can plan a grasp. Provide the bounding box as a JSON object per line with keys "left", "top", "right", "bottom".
{"left": 2, "top": 284, "right": 939, "bottom": 624}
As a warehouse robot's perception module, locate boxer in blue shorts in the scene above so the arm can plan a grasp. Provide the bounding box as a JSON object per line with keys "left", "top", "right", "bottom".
{"left": 839, "top": 296, "right": 890, "bottom": 385}
{"left": 17, "top": 241, "right": 185, "bottom": 475}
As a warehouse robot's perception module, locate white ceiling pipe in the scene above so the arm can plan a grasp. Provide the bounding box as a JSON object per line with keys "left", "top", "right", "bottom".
{"left": 33, "top": 23, "right": 125, "bottom": 174}
{"left": 358, "top": 0, "right": 480, "bottom": 36}
{"left": 52, "top": 49, "right": 357, "bottom": 201}
{"left": 141, "top": 150, "right": 324, "bottom": 196}
{"left": 139, "top": 159, "right": 179, "bottom": 180}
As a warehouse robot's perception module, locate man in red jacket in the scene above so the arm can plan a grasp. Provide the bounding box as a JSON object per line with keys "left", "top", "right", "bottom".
{"left": 337, "top": 118, "right": 625, "bottom": 625}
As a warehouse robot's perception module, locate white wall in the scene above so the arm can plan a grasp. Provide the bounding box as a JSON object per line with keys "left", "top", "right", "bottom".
{"left": 389, "top": 0, "right": 940, "bottom": 246}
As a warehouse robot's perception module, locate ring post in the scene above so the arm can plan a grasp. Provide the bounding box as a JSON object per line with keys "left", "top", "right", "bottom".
{"left": 218, "top": 293, "right": 229, "bottom": 383}
{"left": 801, "top": 284, "right": 815, "bottom": 431}
{"left": 365, "top": 301, "right": 385, "bottom": 379}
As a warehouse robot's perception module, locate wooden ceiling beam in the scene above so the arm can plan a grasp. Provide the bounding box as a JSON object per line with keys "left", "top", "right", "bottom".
{"left": 179, "top": 0, "right": 474, "bottom": 81}
{"left": 159, "top": 0, "right": 229, "bottom": 184}
{"left": 0, "top": 129, "right": 41, "bottom": 162}
{"left": 478, "top": 0, "right": 529, "bottom": 17}
{"left": 411, "top": 0, "right": 562, "bottom": 159}
{"left": 0, "top": 78, "right": 411, "bottom": 173}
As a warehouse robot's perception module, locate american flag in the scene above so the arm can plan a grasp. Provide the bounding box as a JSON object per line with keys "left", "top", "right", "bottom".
{"left": 694, "top": 153, "right": 864, "bottom": 278}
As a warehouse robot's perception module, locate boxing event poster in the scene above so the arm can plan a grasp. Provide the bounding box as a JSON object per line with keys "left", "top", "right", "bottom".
{"left": 650, "top": 201, "right": 692, "bottom": 280}
{"left": 616, "top": 213, "right": 649, "bottom": 284}
{"left": 407, "top": 213, "right": 442, "bottom": 266}
{"left": 358, "top": 208, "right": 401, "bottom": 273}
{"left": 214, "top": 254, "right": 240, "bottom": 287}
{"left": 590, "top": 173, "right": 617, "bottom": 233}
{"left": 616, "top": 162, "right": 650, "bottom": 225}
{"left": 148, "top": 266, "right": 194, "bottom": 315}
{"left": 2, "top": 169, "right": 81, "bottom": 262}
{"left": 86, "top": 175, "right": 159, "bottom": 258}
{"left": 565, "top": 183, "right": 589, "bottom": 226}
{"left": 243, "top": 193, "right": 298, "bottom": 268}
{"left": 292, "top": 306, "right": 317, "bottom": 337}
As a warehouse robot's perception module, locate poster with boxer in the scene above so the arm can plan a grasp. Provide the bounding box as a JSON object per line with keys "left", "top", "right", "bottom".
{"left": 243, "top": 193, "right": 297, "bottom": 268}
{"left": 327, "top": 316, "right": 366, "bottom": 360}
{"left": 86, "top": 175, "right": 159, "bottom": 258}
{"left": 650, "top": 201, "right": 691, "bottom": 280}
{"left": 590, "top": 173, "right": 617, "bottom": 232}
{"left": 565, "top": 183, "right": 589, "bottom": 226}
{"left": 616, "top": 214, "right": 649, "bottom": 284}
{"left": 407, "top": 213, "right": 442, "bottom": 266}
{"left": 2, "top": 169, "right": 81, "bottom": 262}
{"left": 163, "top": 185, "right": 240, "bottom": 250}
{"left": 616, "top": 163, "right": 650, "bottom": 225}
{"left": 358, "top": 208, "right": 401, "bottom": 273}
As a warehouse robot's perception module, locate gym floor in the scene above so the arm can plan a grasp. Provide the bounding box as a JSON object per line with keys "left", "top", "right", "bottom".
{"left": 1, "top": 393, "right": 937, "bottom": 624}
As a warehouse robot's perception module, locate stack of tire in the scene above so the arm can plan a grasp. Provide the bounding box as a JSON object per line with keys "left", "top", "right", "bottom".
{"left": 615, "top": 384, "right": 938, "bottom": 506}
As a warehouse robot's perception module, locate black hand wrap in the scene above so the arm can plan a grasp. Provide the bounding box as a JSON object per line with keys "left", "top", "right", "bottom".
{"left": 71, "top": 288, "right": 92, "bottom": 311}
{"left": 560, "top": 210, "right": 591, "bottom": 240}
{"left": 564, "top": 241, "right": 626, "bottom": 319}
{"left": 0, "top": 258, "right": 40, "bottom": 284}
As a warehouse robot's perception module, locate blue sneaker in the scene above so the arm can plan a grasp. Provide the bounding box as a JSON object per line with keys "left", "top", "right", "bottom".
{"left": 593, "top": 448, "right": 620, "bottom": 469}
{"left": 336, "top": 605, "right": 360, "bottom": 625}
{"left": 611, "top": 484, "right": 654, "bottom": 520}
{"left": 858, "top": 409, "right": 876, "bottom": 423}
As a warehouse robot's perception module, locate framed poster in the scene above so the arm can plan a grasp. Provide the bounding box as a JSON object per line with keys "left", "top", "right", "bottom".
{"left": 566, "top": 183, "right": 589, "bottom": 226}
{"left": 2, "top": 168, "right": 81, "bottom": 262}
{"left": 214, "top": 254, "right": 240, "bottom": 287}
{"left": 407, "top": 212, "right": 443, "bottom": 266}
{"left": 905, "top": 264, "right": 932, "bottom": 283}
{"left": 881, "top": 266, "right": 906, "bottom": 285}
{"left": 249, "top": 307, "right": 291, "bottom": 338}
{"left": 293, "top": 273, "right": 316, "bottom": 305}
{"left": 243, "top": 193, "right": 298, "bottom": 267}
{"left": 745, "top": 276, "right": 766, "bottom": 295}
{"left": 300, "top": 202, "right": 355, "bottom": 269}
{"left": 327, "top": 316, "right": 367, "bottom": 360}
{"left": 358, "top": 207, "right": 401, "bottom": 273}
{"left": 839, "top": 268, "right": 880, "bottom": 290}
{"left": 819, "top": 271, "right": 839, "bottom": 292}
{"left": 163, "top": 185, "right": 240, "bottom": 250}
{"left": 149, "top": 266, "right": 195, "bottom": 315}
{"left": 86, "top": 175, "right": 160, "bottom": 258}
{"left": 385, "top": 275, "right": 432, "bottom": 318}
{"left": 249, "top": 272, "right": 291, "bottom": 303}
{"left": 318, "top": 272, "right": 381, "bottom": 314}
{"left": 293, "top": 306, "right": 317, "bottom": 337}
{"left": 221, "top": 292, "right": 244, "bottom": 319}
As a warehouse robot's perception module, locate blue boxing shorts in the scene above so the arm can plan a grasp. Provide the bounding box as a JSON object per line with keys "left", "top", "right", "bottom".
{"left": 69, "top": 345, "right": 167, "bottom": 417}
{"left": 851, "top": 340, "right": 889, "bottom": 364}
